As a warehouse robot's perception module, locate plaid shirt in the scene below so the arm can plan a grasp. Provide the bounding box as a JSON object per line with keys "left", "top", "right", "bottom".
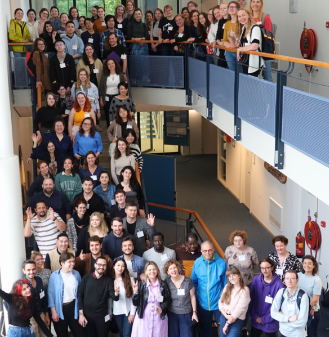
{"left": 100, "top": 28, "right": 126, "bottom": 59}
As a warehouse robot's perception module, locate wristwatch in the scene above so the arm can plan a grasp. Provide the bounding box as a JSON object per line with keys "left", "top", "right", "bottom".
{"left": 122, "top": 72, "right": 126, "bottom": 75}
{"left": 79, "top": 310, "right": 83, "bottom": 315}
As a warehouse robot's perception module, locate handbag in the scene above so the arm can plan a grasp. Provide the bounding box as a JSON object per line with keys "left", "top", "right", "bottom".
{"left": 109, "top": 124, "right": 117, "bottom": 157}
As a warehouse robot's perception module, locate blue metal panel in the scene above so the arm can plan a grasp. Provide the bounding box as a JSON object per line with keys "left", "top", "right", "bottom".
{"left": 142, "top": 154, "right": 176, "bottom": 221}
{"left": 238, "top": 74, "right": 276, "bottom": 136}
{"left": 188, "top": 57, "right": 207, "bottom": 97}
{"left": 129, "top": 55, "right": 184, "bottom": 88}
{"left": 209, "top": 65, "right": 235, "bottom": 115}
{"left": 282, "top": 87, "right": 329, "bottom": 168}
{"left": 13, "top": 57, "right": 29, "bottom": 88}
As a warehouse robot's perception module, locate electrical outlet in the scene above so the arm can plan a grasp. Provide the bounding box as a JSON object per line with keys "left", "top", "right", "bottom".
{"left": 299, "top": 71, "right": 302, "bottom": 77}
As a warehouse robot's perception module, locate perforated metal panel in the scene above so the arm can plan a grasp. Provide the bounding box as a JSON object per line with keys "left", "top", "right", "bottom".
{"left": 188, "top": 57, "right": 206, "bottom": 97}
{"left": 128, "top": 55, "right": 184, "bottom": 88}
{"left": 238, "top": 74, "right": 276, "bottom": 136}
{"left": 13, "top": 57, "right": 29, "bottom": 88}
{"left": 282, "top": 87, "right": 329, "bottom": 167}
{"left": 209, "top": 65, "right": 234, "bottom": 115}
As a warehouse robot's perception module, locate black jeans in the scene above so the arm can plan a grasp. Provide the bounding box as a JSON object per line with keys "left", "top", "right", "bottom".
{"left": 250, "top": 326, "right": 278, "bottom": 337}
{"left": 104, "top": 94, "right": 116, "bottom": 128}
{"left": 53, "top": 300, "right": 86, "bottom": 337}
{"left": 84, "top": 313, "right": 110, "bottom": 337}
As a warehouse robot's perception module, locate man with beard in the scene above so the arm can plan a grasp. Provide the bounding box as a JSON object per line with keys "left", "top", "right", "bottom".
{"left": 75, "top": 235, "right": 113, "bottom": 276}
{"left": 26, "top": 177, "right": 71, "bottom": 222}
{"left": 24, "top": 201, "right": 66, "bottom": 259}
{"left": 78, "top": 256, "right": 120, "bottom": 337}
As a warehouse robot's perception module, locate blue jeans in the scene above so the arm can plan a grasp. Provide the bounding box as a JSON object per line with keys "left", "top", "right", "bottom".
{"left": 168, "top": 310, "right": 194, "bottom": 337}
{"left": 220, "top": 314, "right": 244, "bottom": 337}
{"left": 262, "top": 59, "right": 273, "bottom": 82}
{"left": 225, "top": 51, "right": 238, "bottom": 71}
{"left": 197, "top": 304, "right": 221, "bottom": 336}
{"left": 307, "top": 310, "right": 321, "bottom": 337}
{"left": 13, "top": 52, "right": 26, "bottom": 57}
{"left": 113, "top": 314, "right": 132, "bottom": 337}
{"left": 7, "top": 325, "right": 35, "bottom": 337}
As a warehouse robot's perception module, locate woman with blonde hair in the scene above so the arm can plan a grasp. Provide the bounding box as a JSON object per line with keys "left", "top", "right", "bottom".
{"left": 126, "top": 0, "right": 135, "bottom": 21}
{"left": 234, "top": 8, "right": 264, "bottom": 76}
{"left": 249, "top": 0, "right": 273, "bottom": 81}
{"left": 31, "top": 251, "right": 51, "bottom": 289}
{"left": 77, "top": 211, "right": 108, "bottom": 255}
{"left": 218, "top": 267, "right": 250, "bottom": 337}
{"left": 131, "top": 261, "right": 171, "bottom": 337}
{"left": 115, "top": 4, "right": 128, "bottom": 36}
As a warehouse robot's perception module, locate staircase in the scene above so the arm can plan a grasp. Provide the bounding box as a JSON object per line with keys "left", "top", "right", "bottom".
{"left": 98, "top": 111, "right": 111, "bottom": 170}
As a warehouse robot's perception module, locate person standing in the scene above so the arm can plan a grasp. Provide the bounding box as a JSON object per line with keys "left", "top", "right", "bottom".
{"left": 94, "top": 7, "right": 107, "bottom": 35}
{"left": 22, "top": 259, "right": 50, "bottom": 337}
{"left": 110, "top": 189, "right": 127, "bottom": 220}
{"left": 48, "top": 252, "right": 86, "bottom": 337}
{"left": 190, "top": 240, "right": 227, "bottom": 336}
{"left": 50, "top": 6, "right": 61, "bottom": 30}
{"left": 27, "top": 161, "right": 53, "bottom": 198}
{"left": 78, "top": 256, "right": 120, "bottom": 337}
{"left": 31, "top": 251, "right": 51, "bottom": 290}
{"left": 80, "top": 19, "right": 101, "bottom": 59}
{"left": 298, "top": 256, "right": 322, "bottom": 337}
{"left": 271, "top": 270, "right": 309, "bottom": 337}
{"left": 27, "top": 9, "right": 39, "bottom": 42}
{"left": 63, "top": 21, "right": 84, "bottom": 65}
{"left": 249, "top": 257, "right": 284, "bottom": 337}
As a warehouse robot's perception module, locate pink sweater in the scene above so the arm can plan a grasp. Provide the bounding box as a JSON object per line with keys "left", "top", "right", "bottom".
{"left": 218, "top": 285, "right": 250, "bottom": 320}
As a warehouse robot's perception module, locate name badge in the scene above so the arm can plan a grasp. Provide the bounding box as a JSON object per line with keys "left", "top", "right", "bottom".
{"left": 168, "top": 26, "right": 173, "bottom": 31}
{"left": 276, "top": 268, "right": 283, "bottom": 275}
{"left": 111, "top": 199, "right": 116, "bottom": 205}
{"left": 177, "top": 289, "right": 185, "bottom": 296}
{"left": 87, "top": 203, "right": 90, "bottom": 209}
{"left": 121, "top": 54, "right": 127, "bottom": 59}
{"left": 102, "top": 22, "right": 106, "bottom": 26}
{"left": 105, "top": 96, "right": 109, "bottom": 101}
{"left": 157, "top": 295, "right": 163, "bottom": 302}
{"left": 93, "top": 69, "right": 99, "bottom": 73}
{"left": 126, "top": 125, "right": 132, "bottom": 129}
{"left": 104, "top": 314, "right": 110, "bottom": 322}
{"left": 91, "top": 175, "right": 97, "bottom": 180}
{"left": 161, "top": 254, "right": 168, "bottom": 261}
{"left": 239, "top": 255, "right": 246, "bottom": 261}
{"left": 137, "top": 231, "right": 144, "bottom": 238}
{"left": 265, "top": 296, "right": 273, "bottom": 304}
{"left": 40, "top": 291, "right": 45, "bottom": 299}
{"left": 287, "top": 303, "right": 295, "bottom": 311}
{"left": 178, "top": 33, "right": 184, "bottom": 38}
{"left": 223, "top": 24, "right": 225, "bottom": 29}
{"left": 65, "top": 109, "right": 70, "bottom": 115}
{"left": 84, "top": 113, "right": 90, "bottom": 117}
{"left": 88, "top": 38, "right": 93, "bottom": 43}
{"left": 60, "top": 63, "right": 66, "bottom": 68}
{"left": 118, "top": 24, "right": 123, "bottom": 28}
{"left": 72, "top": 45, "right": 78, "bottom": 50}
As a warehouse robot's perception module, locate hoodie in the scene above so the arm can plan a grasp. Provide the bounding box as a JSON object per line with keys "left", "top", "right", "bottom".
{"left": 102, "top": 229, "right": 128, "bottom": 260}
{"left": 249, "top": 273, "right": 284, "bottom": 333}
{"left": 9, "top": 19, "right": 31, "bottom": 52}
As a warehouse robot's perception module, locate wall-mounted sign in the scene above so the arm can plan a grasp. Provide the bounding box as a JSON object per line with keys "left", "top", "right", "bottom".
{"left": 164, "top": 111, "right": 189, "bottom": 146}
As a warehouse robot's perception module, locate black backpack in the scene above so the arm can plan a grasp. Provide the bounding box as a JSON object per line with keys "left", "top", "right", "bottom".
{"left": 26, "top": 51, "right": 43, "bottom": 77}
{"left": 250, "top": 24, "right": 276, "bottom": 61}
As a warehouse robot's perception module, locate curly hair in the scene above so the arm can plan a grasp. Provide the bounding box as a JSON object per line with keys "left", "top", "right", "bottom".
{"left": 229, "top": 230, "right": 247, "bottom": 245}
{"left": 73, "top": 93, "right": 92, "bottom": 112}
{"left": 11, "top": 279, "right": 32, "bottom": 312}
{"left": 72, "top": 195, "right": 87, "bottom": 209}
{"left": 271, "top": 235, "right": 288, "bottom": 246}
{"left": 103, "top": 58, "right": 122, "bottom": 76}
{"left": 114, "top": 138, "right": 132, "bottom": 160}
{"left": 163, "top": 259, "right": 182, "bottom": 275}
{"left": 111, "top": 257, "right": 133, "bottom": 298}
{"left": 302, "top": 255, "right": 318, "bottom": 275}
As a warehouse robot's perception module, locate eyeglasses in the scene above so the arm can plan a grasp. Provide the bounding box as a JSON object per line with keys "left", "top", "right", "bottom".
{"left": 229, "top": 6, "right": 237, "bottom": 9}
{"left": 284, "top": 277, "right": 296, "bottom": 281}
{"left": 83, "top": 123, "right": 91, "bottom": 126}
{"left": 188, "top": 5, "right": 195, "bottom": 8}
{"left": 55, "top": 43, "right": 64, "bottom": 47}
{"left": 85, "top": 48, "right": 93, "bottom": 51}
{"left": 37, "top": 43, "right": 45, "bottom": 46}
{"left": 165, "top": 9, "right": 172, "bottom": 12}
{"left": 96, "top": 263, "right": 107, "bottom": 268}
{"left": 260, "top": 267, "right": 271, "bottom": 271}
{"left": 202, "top": 249, "right": 213, "bottom": 253}
{"left": 58, "top": 88, "right": 65, "bottom": 91}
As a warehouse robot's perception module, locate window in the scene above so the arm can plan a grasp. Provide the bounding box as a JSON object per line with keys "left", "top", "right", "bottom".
{"left": 55, "top": 0, "right": 120, "bottom": 16}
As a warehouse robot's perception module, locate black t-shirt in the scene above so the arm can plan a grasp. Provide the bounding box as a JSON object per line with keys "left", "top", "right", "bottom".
{"left": 88, "top": 64, "right": 98, "bottom": 87}
{"left": 76, "top": 192, "right": 105, "bottom": 216}
{"left": 126, "top": 220, "right": 136, "bottom": 235}
{"left": 159, "top": 17, "right": 178, "bottom": 39}
{"left": 91, "top": 255, "right": 96, "bottom": 273}
{"left": 103, "top": 44, "right": 127, "bottom": 70}
{"left": 109, "top": 204, "right": 126, "bottom": 221}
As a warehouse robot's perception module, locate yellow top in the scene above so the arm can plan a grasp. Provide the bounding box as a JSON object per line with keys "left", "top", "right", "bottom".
{"left": 222, "top": 21, "right": 237, "bottom": 44}
{"left": 74, "top": 109, "right": 90, "bottom": 126}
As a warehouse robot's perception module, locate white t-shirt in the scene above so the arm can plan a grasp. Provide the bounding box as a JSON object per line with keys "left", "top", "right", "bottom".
{"left": 126, "top": 260, "right": 137, "bottom": 279}
{"left": 61, "top": 271, "right": 77, "bottom": 303}
{"left": 106, "top": 74, "right": 120, "bottom": 95}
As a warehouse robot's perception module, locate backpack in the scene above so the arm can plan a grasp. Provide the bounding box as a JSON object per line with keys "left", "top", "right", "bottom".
{"left": 250, "top": 23, "right": 276, "bottom": 61}
{"left": 321, "top": 275, "right": 329, "bottom": 308}
{"left": 280, "top": 288, "right": 313, "bottom": 328}
{"left": 262, "top": 14, "right": 277, "bottom": 39}
{"left": 26, "top": 51, "right": 43, "bottom": 77}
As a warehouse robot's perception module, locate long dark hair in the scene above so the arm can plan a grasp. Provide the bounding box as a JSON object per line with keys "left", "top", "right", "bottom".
{"left": 44, "top": 140, "right": 59, "bottom": 163}
{"left": 11, "top": 279, "right": 32, "bottom": 311}
{"left": 114, "top": 137, "right": 131, "bottom": 160}
{"left": 115, "top": 105, "right": 133, "bottom": 124}
{"left": 68, "top": 6, "right": 79, "bottom": 20}
{"left": 82, "top": 44, "right": 97, "bottom": 64}
{"left": 78, "top": 117, "right": 96, "bottom": 138}
{"left": 33, "top": 37, "right": 47, "bottom": 52}
{"left": 103, "top": 58, "right": 122, "bottom": 76}
{"left": 199, "top": 12, "right": 210, "bottom": 34}
{"left": 42, "top": 20, "right": 55, "bottom": 36}
{"left": 123, "top": 128, "right": 138, "bottom": 144}
{"left": 302, "top": 255, "right": 319, "bottom": 275}
{"left": 111, "top": 257, "right": 133, "bottom": 298}
{"left": 119, "top": 166, "right": 141, "bottom": 191}
{"left": 61, "top": 156, "right": 76, "bottom": 176}
{"left": 82, "top": 151, "right": 97, "bottom": 170}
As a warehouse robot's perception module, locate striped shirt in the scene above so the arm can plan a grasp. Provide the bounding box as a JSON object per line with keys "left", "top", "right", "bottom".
{"left": 31, "top": 211, "right": 64, "bottom": 259}
{"left": 130, "top": 144, "right": 143, "bottom": 172}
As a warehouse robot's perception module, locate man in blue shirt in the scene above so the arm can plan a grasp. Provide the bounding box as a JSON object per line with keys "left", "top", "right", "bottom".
{"left": 81, "top": 18, "right": 100, "bottom": 58}
{"left": 22, "top": 259, "right": 50, "bottom": 336}
{"left": 191, "top": 240, "right": 227, "bottom": 336}
{"left": 63, "top": 21, "right": 84, "bottom": 64}
{"left": 99, "top": 15, "right": 126, "bottom": 59}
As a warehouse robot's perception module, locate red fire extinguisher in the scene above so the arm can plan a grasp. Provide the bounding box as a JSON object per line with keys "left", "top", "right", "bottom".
{"left": 296, "top": 231, "right": 305, "bottom": 258}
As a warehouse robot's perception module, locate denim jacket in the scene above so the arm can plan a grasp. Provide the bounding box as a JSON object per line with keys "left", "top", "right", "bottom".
{"left": 93, "top": 184, "right": 116, "bottom": 212}
{"left": 48, "top": 269, "right": 81, "bottom": 320}
{"left": 119, "top": 254, "right": 145, "bottom": 281}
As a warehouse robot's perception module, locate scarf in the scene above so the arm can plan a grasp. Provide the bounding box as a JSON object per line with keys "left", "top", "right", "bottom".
{"left": 72, "top": 211, "right": 90, "bottom": 236}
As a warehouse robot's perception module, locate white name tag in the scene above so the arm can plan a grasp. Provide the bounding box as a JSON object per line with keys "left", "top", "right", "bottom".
{"left": 111, "top": 199, "right": 116, "bottom": 205}
{"left": 104, "top": 314, "right": 110, "bottom": 322}
{"left": 102, "top": 22, "right": 106, "bottom": 26}
{"left": 276, "top": 268, "right": 283, "bottom": 275}
{"left": 105, "top": 96, "right": 109, "bottom": 101}
{"left": 168, "top": 26, "right": 173, "bottom": 31}
{"left": 40, "top": 291, "right": 45, "bottom": 299}
{"left": 178, "top": 33, "right": 184, "bottom": 38}
{"left": 84, "top": 113, "right": 90, "bottom": 117}
{"left": 93, "top": 68, "right": 99, "bottom": 73}
{"left": 88, "top": 38, "right": 93, "bottom": 43}
{"left": 60, "top": 63, "right": 66, "bottom": 68}
{"left": 223, "top": 24, "right": 225, "bottom": 29}
{"left": 87, "top": 204, "right": 90, "bottom": 209}
{"left": 265, "top": 296, "right": 273, "bottom": 304}
{"left": 161, "top": 254, "right": 168, "bottom": 261}
{"left": 121, "top": 54, "right": 126, "bottom": 59}
{"left": 157, "top": 295, "right": 163, "bottom": 302}
{"left": 239, "top": 255, "right": 246, "bottom": 261}
{"left": 126, "top": 125, "right": 132, "bottom": 129}
{"left": 91, "top": 175, "right": 97, "bottom": 180}
{"left": 118, "top": 24, "right": 123, "bottom": 28}
{"left": 177, "top": 289, "right": 185, "bottom": 296}
{"left": 137, "top": 231, "right": 144, "bottom": 238}
{"left": 287, "top": 303, "right": 295, "bottom": 311}
{"left": 65, "top": 109, "right": 70, "bottom": 115}
{"left": 72, "top": 45, "right": 78, "bottom": 50}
